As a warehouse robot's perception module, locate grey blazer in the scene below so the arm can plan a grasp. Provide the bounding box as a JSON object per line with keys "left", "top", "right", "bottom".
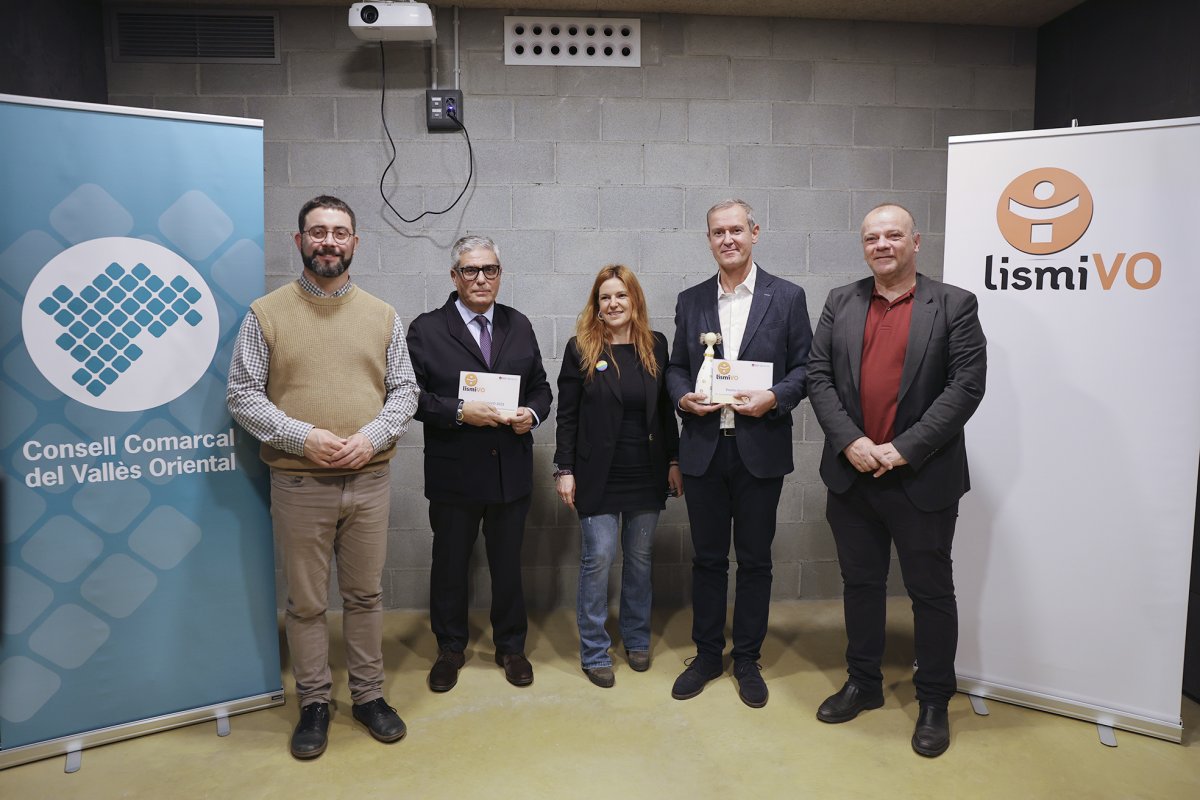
{"left": 806, "top": 272, "right": 987, "bottom": 511}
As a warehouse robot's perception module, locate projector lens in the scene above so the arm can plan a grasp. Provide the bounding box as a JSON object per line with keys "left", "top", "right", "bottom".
{"left": 360, "top": 5, "right": 379, "bottom": 24}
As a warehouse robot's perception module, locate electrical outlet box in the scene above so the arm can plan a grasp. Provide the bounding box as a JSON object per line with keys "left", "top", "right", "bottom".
{"left": 426, "top": 89, "right": 463, "bottom": 132}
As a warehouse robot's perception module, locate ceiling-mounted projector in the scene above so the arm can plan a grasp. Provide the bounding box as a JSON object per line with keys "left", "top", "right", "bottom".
{"left": 349, "top": 2, "right": 436, "bottom": 42}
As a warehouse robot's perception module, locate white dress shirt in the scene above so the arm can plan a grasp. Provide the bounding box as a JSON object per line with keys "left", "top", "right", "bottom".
{"left": 716, "top": 262, "right": 757, "bottom": 429}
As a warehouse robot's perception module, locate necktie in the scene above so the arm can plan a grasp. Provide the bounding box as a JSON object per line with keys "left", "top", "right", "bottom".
{"left": 475, "top": 315, "right": 492, "bottom": 368}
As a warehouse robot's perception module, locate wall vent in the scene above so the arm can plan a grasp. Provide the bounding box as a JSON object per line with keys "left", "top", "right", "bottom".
{"left": 111, "top": 8, "right": 279, "bottom": 63}
{"left": 504, "top": 17, "right": 640, "bottom": 67}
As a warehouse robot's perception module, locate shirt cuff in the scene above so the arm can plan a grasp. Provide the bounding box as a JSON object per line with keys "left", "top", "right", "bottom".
{"left": 281, "top": 420, "right": 315, "bottom": 456}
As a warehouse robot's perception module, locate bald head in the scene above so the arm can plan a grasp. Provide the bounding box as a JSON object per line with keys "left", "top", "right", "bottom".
{"left": 861, "top": 203, "right": 917, "bottom": 237}
{"left": 860, "top": 204, "right": 921, "bottom": 290}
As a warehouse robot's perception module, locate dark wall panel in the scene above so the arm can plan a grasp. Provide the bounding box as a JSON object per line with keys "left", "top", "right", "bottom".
{"left": 1035, "top": 0, "right": 1200, "bottom": 127}
{"left": 2, "top": 0, "right": 107, "bottom": 102}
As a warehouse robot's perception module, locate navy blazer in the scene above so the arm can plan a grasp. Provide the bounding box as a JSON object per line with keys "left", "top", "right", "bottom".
{"left": 407, "top": 292, "right": 553, "bottom": 505}
{"left": 554, "top": 332, "right": 680, "bottom": 516}
{"left": 664, "top": 266, "right": 813, "bottom": 479}
{"left": 806, "top": 273, "right": 987, "bottom": 511}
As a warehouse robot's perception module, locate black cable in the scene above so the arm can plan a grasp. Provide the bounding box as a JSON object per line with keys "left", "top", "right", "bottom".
{"left": 377, "top": 41, "right": 474, "bottom": 224}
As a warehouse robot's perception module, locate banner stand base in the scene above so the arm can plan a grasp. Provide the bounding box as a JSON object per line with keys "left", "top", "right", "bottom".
{"left": 1097, "top": 725, "right": 1118, "bottom": 748}
{"left": 958, "top": 676, "right": 1182, "bottom": 743}
{"left": 968, "top": 694, "right": 990, "bottom": 716}
{"left": 0, "top": 690, "right": 284, "bottom": 771}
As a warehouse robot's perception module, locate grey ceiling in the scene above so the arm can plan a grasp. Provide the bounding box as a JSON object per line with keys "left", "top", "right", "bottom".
{"left": 132, "top": 1, "right": 1086, "bottom": 29}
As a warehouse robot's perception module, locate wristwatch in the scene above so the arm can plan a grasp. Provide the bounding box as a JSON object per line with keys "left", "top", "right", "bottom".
{"left": 455, "top": 399, "right": 465, "bottom": 425}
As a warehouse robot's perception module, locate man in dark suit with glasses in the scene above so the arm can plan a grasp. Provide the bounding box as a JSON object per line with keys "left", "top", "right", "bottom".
{"left": 406, "top": 235, "right": 553, "bottom": 693}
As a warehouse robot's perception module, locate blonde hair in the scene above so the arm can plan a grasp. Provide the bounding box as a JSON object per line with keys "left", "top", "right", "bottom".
{"left": 574, "top": 265, "right": 658, "bottom": 381}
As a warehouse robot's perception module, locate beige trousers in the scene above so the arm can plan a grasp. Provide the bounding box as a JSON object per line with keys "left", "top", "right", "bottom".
{"left": 270, "top": 464, "right": 390, "bottom": 707}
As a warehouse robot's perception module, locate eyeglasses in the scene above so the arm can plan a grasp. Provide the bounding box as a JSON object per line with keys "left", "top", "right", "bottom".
{"left": 303, "top": 226, "right": 354, "bottom": 244}
{"left": 454, "top": 264, "right": 502, "bottom": 280}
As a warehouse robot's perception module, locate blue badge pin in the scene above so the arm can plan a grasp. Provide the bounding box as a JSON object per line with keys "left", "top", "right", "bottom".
{"left": 596, "top": 360, "right": 608, "bottom": 372}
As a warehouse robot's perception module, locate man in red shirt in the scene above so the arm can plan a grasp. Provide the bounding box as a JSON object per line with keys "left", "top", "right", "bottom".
{"left": 806, "top": 204, "right": 987, "bottom": 757}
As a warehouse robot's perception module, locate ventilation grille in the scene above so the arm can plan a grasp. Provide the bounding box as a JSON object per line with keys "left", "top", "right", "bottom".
{"left": 504, "top": 17, "right": 640, "bottom": 67}
{"left": 111, "top": 8, "right": 279, "bottom": 63}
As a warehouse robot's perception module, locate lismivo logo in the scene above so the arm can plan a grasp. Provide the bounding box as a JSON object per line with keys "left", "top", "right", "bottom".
{"left": 996, "top": 167, "right": 1093, "bottom": 255}
{"left": 985, "top": 167, "right": 1162, "bottom": 293}
{"left": 21, "top": 238, "right": 219, "bottom": 412}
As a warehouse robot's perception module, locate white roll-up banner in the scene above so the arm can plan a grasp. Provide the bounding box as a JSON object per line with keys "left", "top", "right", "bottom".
{"left": 944, "top": 117, "right": 1200, "bottom": 742}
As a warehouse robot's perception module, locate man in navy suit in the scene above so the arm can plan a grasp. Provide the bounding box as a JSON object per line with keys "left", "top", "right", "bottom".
{"left": 406, "top": 235, "right": 553, "bottom": 692}
{"left": 665, "top": 199, "right": 813, "bottom": 708}
{"left": 807, "top": 204, "right": 986, "bottom": 757}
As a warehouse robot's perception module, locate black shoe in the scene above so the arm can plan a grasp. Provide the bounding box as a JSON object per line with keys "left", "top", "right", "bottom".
{"left": 429, "top": 648, "right": 466, "bottom": 693}
{"left": 912, "top": 704, "right": 950, "bottom": 757}
{"left": 495, "top": 652, "right": 534, "bottom": 686}
{"left": 352, "top": 698, "right": 407, "bottom": 744}
{"left": 290, "top": 702, "right": 329, "bottom": 759}
{"left": 733, "top": 661, "right": 768, "bottom": 708}
{"left": 816, "top": 682, "right": 884, "bottom": 723}
{"left": 670, "top": 657, "right": 723, "bottom": 700}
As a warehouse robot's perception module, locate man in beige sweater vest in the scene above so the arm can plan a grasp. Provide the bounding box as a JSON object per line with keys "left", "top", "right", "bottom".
{"left": 227, "top": 196, "right": 419, "bottom": 759}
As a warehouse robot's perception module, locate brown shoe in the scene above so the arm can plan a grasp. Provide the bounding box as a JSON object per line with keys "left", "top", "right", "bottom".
{"left": 428, "top": 648, "right": 465, "bottom": 693}
{"left": 626, "top": 650, "right": 650, "bottom": 672}
{"left": 583, "top": 666, "right": 615, "bottom": 688}
{"left": 495, "top": 652, "right": 534, "bottom": 686}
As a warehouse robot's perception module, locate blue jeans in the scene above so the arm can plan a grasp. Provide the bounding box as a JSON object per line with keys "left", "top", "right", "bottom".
{"left": 577, "top": 510, "right": 658, "bottom": 668}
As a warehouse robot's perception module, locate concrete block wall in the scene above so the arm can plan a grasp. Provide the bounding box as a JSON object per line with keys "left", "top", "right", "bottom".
{"left": 105, "top": 7, "right": 1035, "bottom": 611}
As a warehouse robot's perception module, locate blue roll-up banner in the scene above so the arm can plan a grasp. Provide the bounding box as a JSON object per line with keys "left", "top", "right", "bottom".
{"left": 0, "top": 95, "right": 282, "bottom": 769}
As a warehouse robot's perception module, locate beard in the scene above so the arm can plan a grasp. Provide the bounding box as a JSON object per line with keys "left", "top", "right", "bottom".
{"left": 304, "top": 246, "right": 352, "bottom": 278}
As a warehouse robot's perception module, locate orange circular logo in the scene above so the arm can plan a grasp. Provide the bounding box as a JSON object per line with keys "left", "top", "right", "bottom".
{"left": 716, "top": 361, "right": 732, "bottom": 376}
{"left": 996, "top": 167, "right": 1093, "bottom": 255}
{"left": 464, "top": 373, "right": 478, "bottom": 386}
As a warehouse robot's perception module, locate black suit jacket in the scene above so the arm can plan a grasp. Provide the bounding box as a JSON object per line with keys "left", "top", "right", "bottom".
{"left": 554, "top": 332, "right": 680, "bottom": 516}
{"left": 806, "top": 273, "right": 987, "bottom": 511}
{"left": 407, "top": 292, "right": 553, "bottom": 505}
{"left": 665, "top": 266, "right": 813, "bottom": 479}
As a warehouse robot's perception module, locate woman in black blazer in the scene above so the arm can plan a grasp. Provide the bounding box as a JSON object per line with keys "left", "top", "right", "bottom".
{"left": 554, "top": 265, "right": 683, "bottom": 688}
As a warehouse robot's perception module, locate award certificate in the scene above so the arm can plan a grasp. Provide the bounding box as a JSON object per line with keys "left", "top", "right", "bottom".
{"left": 709, "top": 359, "right": 772, "bottom": 404}
{"left": 459, "top": 371, "right": 521, "bottom": 418}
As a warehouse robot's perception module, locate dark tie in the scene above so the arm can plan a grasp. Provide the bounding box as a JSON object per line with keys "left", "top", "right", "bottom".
{"left": 475, "top": 314, "right": 492, "bottom": 368}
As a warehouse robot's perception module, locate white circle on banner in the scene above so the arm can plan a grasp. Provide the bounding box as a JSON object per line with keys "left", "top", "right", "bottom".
{"left": 22, "top": 237, "right": 219, "bottom": 412}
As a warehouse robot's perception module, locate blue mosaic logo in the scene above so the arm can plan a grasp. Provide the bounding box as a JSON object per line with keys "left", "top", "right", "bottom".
{"left": 22, "top": 237, "right": 219, "bottom": 412}
{"left": 38, "top": 261, "right": 204, "bottom": 398}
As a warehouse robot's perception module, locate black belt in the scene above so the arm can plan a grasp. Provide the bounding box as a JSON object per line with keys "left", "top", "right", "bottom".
{"left": 721, "top": 428, "right": 736, "bottom": 437}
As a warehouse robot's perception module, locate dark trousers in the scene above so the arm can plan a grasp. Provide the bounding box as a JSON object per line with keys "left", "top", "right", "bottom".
{"left": 428, "top": 496, "right": 530, "bottom": 655}
{"left": 682, "top": 435, "right": 784, "bottom": 666}
{"left": 826, "top": 472, "right": 959, "bottom": 707}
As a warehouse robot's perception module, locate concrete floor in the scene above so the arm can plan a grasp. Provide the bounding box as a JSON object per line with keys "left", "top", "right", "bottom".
{"left": 1, "top": 598, "right": 1197, "bottom": 799}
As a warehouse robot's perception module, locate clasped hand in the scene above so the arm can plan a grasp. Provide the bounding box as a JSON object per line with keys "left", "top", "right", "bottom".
{"left": 843, "top": 436, "right": 908, "bottom": 478}
{"left": 304, "top": 428, "right": 375, "bottom": 470}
